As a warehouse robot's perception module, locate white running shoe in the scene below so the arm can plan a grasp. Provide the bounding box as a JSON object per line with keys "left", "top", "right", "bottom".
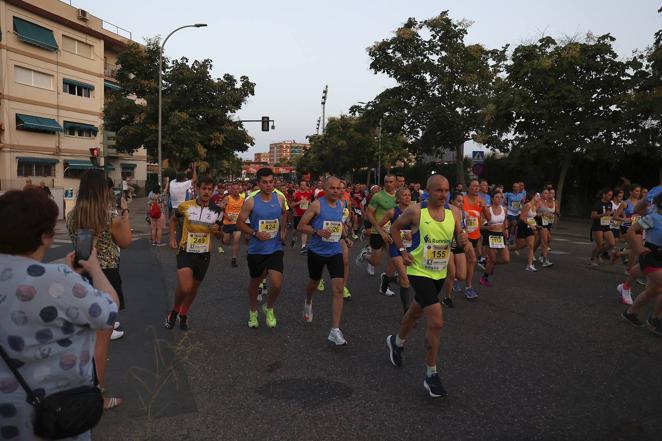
{"left": 303, "top": 303, "right": 313, "bottom": 322}
{"left": 617, "top": 284, "right": 633, "bottom": 305}
{"left": 380, "top": 286, "right": 395, "bottom": 297}
{"left": 541, "top": 259, "right": 554, "bottom": 268}
{"left": 367, "top": 263, "right": 375, "bottom": 276}
{"left": 525, "top": 264, "right": 538, "bottom": 272}
{"left": 113, "top": 321, "right": 120, "bottom": 330}
{"left": 110, "top": 330, "right": 124, "bottom": 340}
{"left": 328, "top": 328, "right": 347, "bottom": 346}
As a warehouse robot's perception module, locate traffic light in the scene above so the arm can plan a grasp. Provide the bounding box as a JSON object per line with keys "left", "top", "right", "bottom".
{"left": 261, "top": 116, "right": 270, "bottom": 132}
{"left": 89, "top": 147, "right": 100, "bottom": 166}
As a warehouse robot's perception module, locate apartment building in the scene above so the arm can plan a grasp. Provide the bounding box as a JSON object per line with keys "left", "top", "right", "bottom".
{"left": 268, "top": 140, "right": 309, "bottom": 165}
{"left": 253, "top": 151, "right": 269, "bottom": 163}
{"left": 0, "top": 0, "right": 146, "bottom": 199}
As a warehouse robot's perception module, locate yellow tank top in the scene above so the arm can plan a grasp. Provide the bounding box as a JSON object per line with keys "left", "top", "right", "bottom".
{"left": 406, "top": 206, "right": 455, "bottom": 280}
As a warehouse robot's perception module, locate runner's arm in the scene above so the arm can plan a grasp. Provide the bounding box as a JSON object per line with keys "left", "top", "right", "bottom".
{"left": 279, "top": 194, "right": 288, "bottom": 239}
{"left": 625, "top": 222, "right": 646, "bottom": 254}
{"left": 391, "top": 205, "right": 419, "bottom": 251}
{"left": 450, "top": 205, "right": 468, "bottom": 247}
{"left": 236, "top": 198, "right": 255, "bottom": 236}
{"left": 297, "top": 200, "right": 323, "bottom": 236}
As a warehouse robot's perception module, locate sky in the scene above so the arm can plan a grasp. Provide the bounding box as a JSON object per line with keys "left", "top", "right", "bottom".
{"left": 74, "top": 0, "right": 660, "bottom": 160}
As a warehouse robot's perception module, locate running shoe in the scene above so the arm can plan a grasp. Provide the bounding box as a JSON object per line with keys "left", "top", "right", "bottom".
{"left": 113, "top": 321, "right": 121, "bottom": 330}
{"left": 617, "top": 284, "right": 633, "bottom": 305}
{"left": 231, "top": 258, "right": 238, "bottom": 268}
{"left": 156, "top": 242, "right": 167, "bottom": 247}
{"left": 380, "top": 272, "right": 390, "bottom": 294}
{"left": 343, "top": 286, "right": 352, "bottom": 300}
{"left": 621, "top": 310, "right": 645, "bottom": 327}
{"left": 164, "top": 311, "right": 178, "bottom": 330}
{"left": 636, "top": 278, "right": 646, "bottom": 286}
{"left": 386, "top": 334, "right": 403, "bottom": 367}
{"left": 589, "top": 259, "right": 599, "bottom": 267}
{"left": 328, "top": 328, "right": 347, "bottom": 346}
{"left": 248, "top": 310, "right": 259, "bottom": 328}
{"left": 477, "top": 260, "right": 486, "bottom": 271}
{"left": 442, "top": 297, "right": 454, "bottom": 308}
{"left": 352, "top": 233, "right": 359, "bottom": 240}
{"left": 380, "top": 286, "right": 395, "bottom": 296}
{"left": 367, "top": 263, "right": 375, "bottom": 276}
{"left": 217, "top": 246, "right": 224, "bottom": 254}
{"left": 537, "top": 256, "right": 545, "bottom": 265}
{"left": 646, "top": 317, "right": 662, "bottom": 336}
{"left": 110, "top": 329, "right": 124, "bottom": 340}
{"left": 318, "top": 279, "right": 325, "bottom": 291}
{"left": 355, "top": 247, "right": 370, "bottom": 266}
{"left": 179, "top": 315, "right": 189, "bottom": 331}
{"left": 423, "top": 373, "right": 448, "bottom": 398}
{"left": 541, "top": 259, "right": 554, "bottom": 268}
{"left": 464, "top": 287, "right": 479, "bottom": 300}
{"left": 525, "top": 264, "right": 538, "bottom": 272}
{"left": 479, "top": 276, "right": 492, "bottom": 287}
{"left": 303, "top": 303, "right": 313, "bottom": 323}
{"left": 262, "top": 304, "right": 277, "bottom": 328}
{"left": 300, "top": 246, "right": 308, "bottom": 255}
{"left": 452, "top": 280, "right": 462, "bottom": 293}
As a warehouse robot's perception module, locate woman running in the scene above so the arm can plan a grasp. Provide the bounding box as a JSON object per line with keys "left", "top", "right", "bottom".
{"left": 479, "top": 191, "right": 510, "bottom": 286}
{"left": 609, "top": 188, "right": 626, "bottom": 261}
{"left": 385, "top": 187, "right": 414, "bottom": 312}
{"left": 616, "top": 185, "right": 644, "bottom": 269}
{"left": 590, "top": 188, "right": 615, "bottom": 266}
{"left": 536, "top": 188, "right": 556, "bottom": 268}
{"left": 515, "top": 192, "right": 541, "bottom": 272}
{"left": 443, "top": 192, "right": 469, "bottom": 305}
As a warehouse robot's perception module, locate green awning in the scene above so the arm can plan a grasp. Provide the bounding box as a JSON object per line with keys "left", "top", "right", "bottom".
{"left": 17, "top": 156, "right": 58, "bottom": 164}
{"left": 120, "top": 163, "right": 137, "bottom": 169}
{"left": 104, "top": 81, "right": 121, "bottom": 92}
{"left": 16, "top": 114, "right": 62, "bottom": 133}
{"left": 64, "top": 78, "right": 95, "bottom": 90}
{"left": 13, "top": 17, "right": 58, "bottom": 52}
{"left": 63, "top": 121, "right": 98, "bottom": 135}
{"left": 65, "top": 159, "right": 95, "bottom": 170}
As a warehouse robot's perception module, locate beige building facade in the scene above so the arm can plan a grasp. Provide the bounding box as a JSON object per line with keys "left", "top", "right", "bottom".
{"left": 0, "top": 0, "right": 146, "bottom": 197}
{"left": 267, "top": 140, "right": 309, "bottom": 165}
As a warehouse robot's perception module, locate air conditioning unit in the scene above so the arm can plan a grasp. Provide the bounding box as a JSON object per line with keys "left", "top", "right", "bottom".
{"left": 77, "top": 9, "right": 89, "bottom": 21}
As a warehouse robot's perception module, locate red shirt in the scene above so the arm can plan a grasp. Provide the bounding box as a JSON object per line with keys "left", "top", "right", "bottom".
{"left": 293, "top": 190, "right": 313, "bottom": 217}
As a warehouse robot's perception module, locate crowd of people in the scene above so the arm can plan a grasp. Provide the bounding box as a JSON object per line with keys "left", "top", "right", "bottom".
{"left": 0, "top": 166, "right": 660, "bottom": 438}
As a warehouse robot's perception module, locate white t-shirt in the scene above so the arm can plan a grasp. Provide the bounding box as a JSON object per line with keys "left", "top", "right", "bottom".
{"left": 122, "top": 179, "right": 129, "bottom": 191}
{"left": 169, "top": 179, "right": 192, "bottom": 208}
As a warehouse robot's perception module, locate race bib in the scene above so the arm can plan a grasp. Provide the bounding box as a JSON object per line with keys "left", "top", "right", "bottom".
{"left": 300, "top": 199, "right": 310, "bottom": 210}
{"left": 512, "top": 201, "right": 521, "bottom": 210}
{"left": 259, "top": 219, "right": 279, "bottom": 239}
{"left": 600, "top": 216, "right": 611, "bottom": 227}
{"left": 227, "top": 212, "right": 239, "bottom": 223}
{"left": 526, "top": 217, "right": 537, "bottom": 227}
{"left": 610, "top": 218, "right": 621, "bottom": 229}
{"left": 630, "top": 215, "right": 641, "bottom": 224}
{"left": 466, "top": 217, "right": 479, "bottom": 233}
{"left": 186, "top": 232, "right": 210, "bottom": 253}
{"left": 322, "top": 220, "right": 343, "bottom": 242}
{"left": 542, "top": 214, "right": 555, "bottom": 226}
{"left": 342, "top": 208, "right": 350, "bottom": 223}
{"left": 424, "top": 244, "right": 450, "bottom": 271}
{"left": 488, "top": 235, "right": 505, "bottom": 249}
{"left": 383, "top": 221, "right": 391, "bottom": 233}
{"left": 401, "top": 230, "right": 413, "bottom": 248}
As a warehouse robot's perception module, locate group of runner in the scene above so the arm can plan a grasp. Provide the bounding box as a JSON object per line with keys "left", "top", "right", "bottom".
{"left": 159, "top": 166, "right": 662, "bottom": 398}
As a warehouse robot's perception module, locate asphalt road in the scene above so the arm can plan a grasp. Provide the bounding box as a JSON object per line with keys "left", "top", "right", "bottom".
{"left": 46, "top": 201, "right": 662, "bottom": 441}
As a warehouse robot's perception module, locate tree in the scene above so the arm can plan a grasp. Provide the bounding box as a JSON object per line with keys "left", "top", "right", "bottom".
{"left": 490, "top": 34, "right": 635, "bottom": 207}
{"left": 364, "top": 11, "right": 507, "bottom": 185}
{"left": 104, "top": 39, "right": 255, "bottom": 171}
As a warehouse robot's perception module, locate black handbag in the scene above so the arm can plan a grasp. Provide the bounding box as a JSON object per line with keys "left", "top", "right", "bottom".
{"left": 0, "top": 344, "right": 104, "bottom": 440}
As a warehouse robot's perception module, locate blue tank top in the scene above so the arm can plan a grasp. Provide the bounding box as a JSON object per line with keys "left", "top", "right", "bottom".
{"left": 641, "top": 210, "right": 662, "bottom": 247}
{"left": 308, "top": 198, "right": 345, "bottom": 257}
{"left": 248, "top": 192, "right": 283, "bottom": 255}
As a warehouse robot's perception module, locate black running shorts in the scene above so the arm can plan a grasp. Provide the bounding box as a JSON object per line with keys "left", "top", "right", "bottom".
{"left": 177, "top": 251, "right": 211, "bottom": 282}
{"left": 247, "top": 251, "right": 284, "bottom": 279}
{"left": 409, "top": 275, "right": 446, "bottom": 308}
{"left": 222, "top": 224, "right": 238, "bottom": 234}
{"left": 307, "top": 251, "right": 344, "bottom": 280}
{"left": 517, "top": 221, "right": 535, "bottom": 239}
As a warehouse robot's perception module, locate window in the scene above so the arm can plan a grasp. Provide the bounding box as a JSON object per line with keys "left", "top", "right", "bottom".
{"left": 64, "top": 168, "right": 86, "bottom": 179}
{"left": 17, "top": 162, "right": 55, "bottom": 177}
{"left": 15, "top": 66, "right": 53, "bottom": 90}
{"left": 62, "top": 35, "right": 93, "bottom": 59}
{"left": 63, "top": 82, "right": 92, "bottom": 98}
{"left": 121, "top": 164, "right": 135, "bottom": 179}
{"left": 65, "top": 127, "right": 95, "bottom": 137}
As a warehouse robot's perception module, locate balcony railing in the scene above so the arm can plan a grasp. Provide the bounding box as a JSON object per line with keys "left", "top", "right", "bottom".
{"left": 104, "top": 62, "right": 118, "bottom": 79}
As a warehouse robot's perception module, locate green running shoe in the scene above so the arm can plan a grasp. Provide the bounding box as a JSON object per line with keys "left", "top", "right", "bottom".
{"left": 248, "top": 310, "right": 259, "bottom": 328}
{"left": 343, "top": 286, "right": 352, "bottom": 300}
{"left": 262, "top": 304, "right": 277, "bottom": 328}
{"left": 318, "top": 279, "right": 325, "bottom": 291}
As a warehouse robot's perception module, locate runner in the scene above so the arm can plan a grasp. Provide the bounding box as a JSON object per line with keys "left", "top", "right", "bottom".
{"left": 237, "top": 168, "right": 288, "bottom": 328}
{"left": 386, "top": 174, "right": 467, "bottom": 398}
{"left": 396, "top": 174, "right": 406, "bottom": 190}
{"left": 356, "top": 175, "right": 397, "bottom": 296}
{"left": 462, "top": 180, "right": 483, "bottom": 299}
{"left": 351, "top": 184, "right": 366, "bottom": 239}
{"left": 609, "top": 188, "right": 626, "bottom": 261}
{"left": 168, "top": 164, "right": 197, "bottom": 243}
{"left": 536, "top": 188, "right": 557, "bottom": 267}
{"left": 590, "top": 188, "right": 616, "bottom": 267}
{"left": 479, "top": 191, "right": 510, "bottom": 286}
{"left": 477, "top": 179, "right": 491, "bottom": 269}
{"left": 505, "top": 183, "right": 525, "bottom": 246}
{"left": 620, "top": 192, "right": 662, "bottom": 336}
{"left": 165, "top": 176, "right": 223, "bottom": 331}
{"left": 514, "top": 192, "right": 541, "bottom": 272}
{"left": 339, "top": 180, "right": 353, "bottom": 300}
{"left": 292, "top": 180, "right": 313, "bottom": 253}
{"left": 219, "top": 182, "right": 245, "bottom": 267}
{"left": 616, "top": 184, "right": 644, "bottom": 270}
{"left": 447, "top": 192, "right": 472, "bottom": 302}
{"left": 297, "top": 176, "right": 352, "bottom": 345}
{"left": 385, "top": 187, "right": 414, "bottom": 312}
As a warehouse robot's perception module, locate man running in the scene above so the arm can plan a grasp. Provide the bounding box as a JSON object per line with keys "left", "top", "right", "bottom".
{"left": 166, "top": 176, "right": 222, "bottom": 331}
{"left": 219, "top": 182, "right": 245, "bottom": 267}
{"left": 292, "top": 180, "right": 313, "bottom": 253}
{"left": 237, "top": 168, "right": 288, "bottom": 328}
{"left": 386, "top": 174, "right": 467, "bottom": 397}
{"left": 298, "top": 176, "right": 352, "bottom": 345}
{"left": 505, "top": 182, "right": 525, "bottom": 246}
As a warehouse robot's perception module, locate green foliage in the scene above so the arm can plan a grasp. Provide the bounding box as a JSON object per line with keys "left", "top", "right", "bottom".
{"left": 104, "top": 38, "right": 255, "bottom": 170}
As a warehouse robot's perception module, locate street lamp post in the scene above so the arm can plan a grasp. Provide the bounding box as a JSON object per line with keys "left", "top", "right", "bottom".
{"left": 158, "top": 23, "right": 207, "bottom": 191}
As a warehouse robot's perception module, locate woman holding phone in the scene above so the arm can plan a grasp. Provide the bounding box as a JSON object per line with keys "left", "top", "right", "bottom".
{"left": 67, "top": 170, "right": 131, "bottom": 410}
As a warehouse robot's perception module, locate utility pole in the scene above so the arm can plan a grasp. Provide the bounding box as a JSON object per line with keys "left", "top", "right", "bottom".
{"left": 321, "top": 85, "right": 328, "bottom": 133}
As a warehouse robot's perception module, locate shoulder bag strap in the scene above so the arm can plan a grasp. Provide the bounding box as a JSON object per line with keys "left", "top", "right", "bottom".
{"left": 0, "top": 344, "right": 40, "bottom": 406}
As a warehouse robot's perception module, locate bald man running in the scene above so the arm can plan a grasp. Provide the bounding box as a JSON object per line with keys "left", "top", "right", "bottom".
{"left": 386, "top": 174, "right": 467, "bottom": 398}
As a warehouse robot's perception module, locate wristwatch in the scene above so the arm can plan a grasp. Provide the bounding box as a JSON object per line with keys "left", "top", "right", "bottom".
{"left": 398, "top": 247, "right": 406, "bottom": 253}
{"left": 251, "top": 231, "right": 256, "bottom": 237}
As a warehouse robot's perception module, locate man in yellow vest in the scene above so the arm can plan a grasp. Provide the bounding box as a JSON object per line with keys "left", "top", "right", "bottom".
{"left": 387, "top": 174, "right": 467, "bottom": 398}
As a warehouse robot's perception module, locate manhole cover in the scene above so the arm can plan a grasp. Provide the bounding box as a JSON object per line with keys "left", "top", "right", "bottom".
{"left": 257, "top": 377, "right": 353, "bottom": 407}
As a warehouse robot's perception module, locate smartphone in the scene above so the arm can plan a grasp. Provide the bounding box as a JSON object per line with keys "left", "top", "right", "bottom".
{"left": 74, "top": 229, "right": 94, "bottom": 267}
{"left": 115, "top": 191, "right": 122, "bottom": 209}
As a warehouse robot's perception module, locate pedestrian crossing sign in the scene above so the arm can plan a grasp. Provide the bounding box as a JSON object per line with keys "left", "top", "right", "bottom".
{"left": 472, "top": 151, "right": 485, "bottom": 163}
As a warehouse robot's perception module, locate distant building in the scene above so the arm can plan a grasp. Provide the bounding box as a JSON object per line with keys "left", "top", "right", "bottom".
{"left": 269, "top": 140, "right": 309, "bottom": 165}
{"left": 0, "top": 0, "right": 147, "bottom": 194}
{"left": 254, "top": 152, "right": 270, "bottom": 163}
